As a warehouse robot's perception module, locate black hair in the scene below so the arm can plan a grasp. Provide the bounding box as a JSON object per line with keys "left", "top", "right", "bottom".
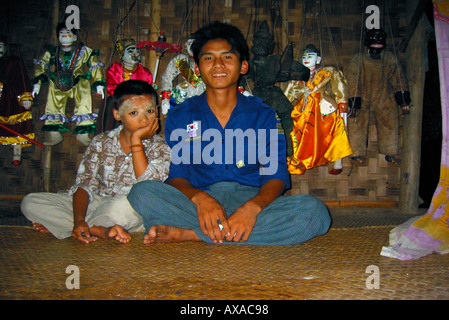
{"left": 190, "top": 21, "right": 249, "bottom": 65}
{"left": 0, "top": 35, "right": 7, "bottom": 45}
{"left": 302, "top": 44, "right": 321, "bottom": 57}
{"left": 112, "top": 80, "right": 159, "bottom": 110}
{"left": 56, "top": 22, "right": 78, "bottom": 35}
{"left": 363, "top": 28, "right": 387, "bottom": 47}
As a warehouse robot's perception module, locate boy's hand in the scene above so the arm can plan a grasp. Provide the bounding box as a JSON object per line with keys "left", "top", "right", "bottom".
{"left": 132, "top": 117, "right": 159, "bottom": 142}
{"left": 72, "top": 221, "right": 98, "bottom": 243}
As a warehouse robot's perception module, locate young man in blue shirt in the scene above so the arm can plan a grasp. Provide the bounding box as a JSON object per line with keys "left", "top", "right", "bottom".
{"left": 127, "top": 21, "right": 331, "bottom": 245}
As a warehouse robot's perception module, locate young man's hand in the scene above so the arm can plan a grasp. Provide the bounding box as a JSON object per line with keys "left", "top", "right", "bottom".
{"left": 192, "top": 191, "right": 230, "bottom": 243}
{"left": 225, "top": 201, "right": 260, "bottom": 242}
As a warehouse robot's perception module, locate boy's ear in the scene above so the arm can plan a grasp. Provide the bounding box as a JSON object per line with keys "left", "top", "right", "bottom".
{"left": 240, "top": 60, "right": 249, "bottom": 75}
{"left": 112, "top": 108, "right": 121, "bottom": 121}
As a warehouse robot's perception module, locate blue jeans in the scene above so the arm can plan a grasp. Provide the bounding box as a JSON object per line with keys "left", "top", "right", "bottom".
{"left": 127, "top": 181, "right": 331, "bottom": 245}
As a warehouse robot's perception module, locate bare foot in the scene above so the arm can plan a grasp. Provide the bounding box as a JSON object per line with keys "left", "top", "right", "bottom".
{"left": 90, "top": 225, "right": 131, "bottom": 243}
{"left": 32, "top": 222, "right": 50, "bottom": 234}
{"left": 143, "top": 225, "right": 201, "bottom": 245}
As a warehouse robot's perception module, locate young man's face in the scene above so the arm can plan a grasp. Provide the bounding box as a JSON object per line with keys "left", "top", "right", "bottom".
{"left": 194, "top": 39, "right": 248, "bottom": 90}
{"left": 113, "top": 94, "right": 158, "bottom": 137}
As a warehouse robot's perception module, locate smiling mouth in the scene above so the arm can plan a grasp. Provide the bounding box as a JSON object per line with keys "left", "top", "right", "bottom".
{"left": 212, "top": 73, "right": 227, "bottom": 77}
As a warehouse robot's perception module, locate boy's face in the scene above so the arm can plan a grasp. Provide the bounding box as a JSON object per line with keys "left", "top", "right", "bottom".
{"left": 194, "top": 39, "right": 248, "bottom": 90}
{"left": 113, "top": 94, "right": 158, "bottom": 137}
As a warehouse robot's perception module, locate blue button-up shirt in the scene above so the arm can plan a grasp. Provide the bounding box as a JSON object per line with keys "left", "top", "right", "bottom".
{"left": 164, "top": 92, "right": 291, "bottom": 190}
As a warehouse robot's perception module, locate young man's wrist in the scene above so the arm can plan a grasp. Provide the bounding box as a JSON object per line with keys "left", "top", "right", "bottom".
{"left": 190, "top": 189, "right": 210, "bottom": 205}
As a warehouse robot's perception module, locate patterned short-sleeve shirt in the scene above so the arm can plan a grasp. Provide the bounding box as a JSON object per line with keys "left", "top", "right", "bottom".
{"left": 69, "top": 125, "right": 171, "bottom": 200}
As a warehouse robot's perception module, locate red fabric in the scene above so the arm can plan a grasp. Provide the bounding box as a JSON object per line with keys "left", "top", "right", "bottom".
{"left": 106, "top": 62, "right": 153, "bottom": 96}
{"left": 0, "top": 55, "right": 34, "bottom": 140}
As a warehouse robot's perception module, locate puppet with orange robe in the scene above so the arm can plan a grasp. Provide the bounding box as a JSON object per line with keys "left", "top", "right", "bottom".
{"left": 284, "top": 44, "right": 353, "bottom": 175}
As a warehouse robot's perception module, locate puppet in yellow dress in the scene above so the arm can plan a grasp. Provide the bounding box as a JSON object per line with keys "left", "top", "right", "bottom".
{"left": 284, "top": 44, "right": 352, "bottom": 175}
{"left": 32, "top": 24, "right": 105, "bottom": 146}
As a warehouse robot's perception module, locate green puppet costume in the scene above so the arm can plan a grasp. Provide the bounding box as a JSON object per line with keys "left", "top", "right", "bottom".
{"left": 32, "top": 24, "right": 105, "bottom": 146}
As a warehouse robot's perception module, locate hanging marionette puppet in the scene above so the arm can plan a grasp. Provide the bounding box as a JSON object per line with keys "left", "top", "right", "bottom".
{"left": 159, "top": 37, "right": 206, "bottom": 115}
{"left": 0, "top": 35, "right": 35, "bottom": 165}
{"left": 32, "top": 23, "right": 105, "bottom": 146}
{"left": 98, "top": 39, "right": 153, "bottom": 132}
{"left": 241, "top": 21, "right": 310, "bottom": 156}
{"left": 346, "top": 28, "right": 411, "bottom": 164}
{"left": 283, "top": 44, "right": 353, "bottom": 175}
{"left": 106, "top": 39, "right": 153, "bottom": 96}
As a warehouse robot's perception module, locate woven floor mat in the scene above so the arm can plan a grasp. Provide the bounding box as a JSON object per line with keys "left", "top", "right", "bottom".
{"left": 1, "top": 225, "right": 448, "bottom": 300}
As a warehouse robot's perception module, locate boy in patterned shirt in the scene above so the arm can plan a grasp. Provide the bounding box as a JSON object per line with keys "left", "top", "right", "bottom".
{"left": 21, "top": 80, "right": 170, "bottom": 243}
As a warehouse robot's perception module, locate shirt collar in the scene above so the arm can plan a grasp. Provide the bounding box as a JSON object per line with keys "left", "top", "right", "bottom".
{"left": 197, "top": 91, "right": 253, "bottom": 115}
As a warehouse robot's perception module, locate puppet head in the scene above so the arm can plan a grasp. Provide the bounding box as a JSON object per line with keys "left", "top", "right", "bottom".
{"left": 17, "top": 92, "right": 34, "bottom": 110}
{"left": 57, "top": 23, "right": 77, "bottom": 51}
{"left": 251, "top": 21, "right": 275, "bottom": 58}
{"left": 0, "top": 35, "right": 7, "bottom": 58}
{"left": 116, "top": 39, "right": 141, "bottom": 69}
{"left": 364, "top": 28, "right": 387, "bottom": 59}
{"left": 185, "top": 38, "right": 195, "bottom": 57}
{"left": 301, "top": 44, "right": 321, "bottom": 70}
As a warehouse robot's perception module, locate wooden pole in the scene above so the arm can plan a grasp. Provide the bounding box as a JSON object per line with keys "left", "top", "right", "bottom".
{"left": 148, "top": 0, "right": 161, "bottom": 83}
{"left": 399, "top": 0, "right": 428, "bottom": 213}
{"left": 43, "top": 147, "right": 52, "bottom": 192}
{"left": 399, "top": 0, "right": 430, "bottom": 53}
{"left": 51, "top": 0, "right": 59, "bottom": 43}
{"left": 281, "top": 0, "right": 289, "bottom": 50}
{"left": 42, "top": 0, "right": 60, "bottom": 192}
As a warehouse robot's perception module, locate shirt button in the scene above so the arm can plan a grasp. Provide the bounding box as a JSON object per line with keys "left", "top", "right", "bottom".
{"left": 225, "top": 165, "right": 229, "bottom": 169}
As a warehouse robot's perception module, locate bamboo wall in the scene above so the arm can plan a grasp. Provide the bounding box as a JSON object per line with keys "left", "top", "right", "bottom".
{"left": 0, "top": 0, "right": 411, "bottom": 206}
